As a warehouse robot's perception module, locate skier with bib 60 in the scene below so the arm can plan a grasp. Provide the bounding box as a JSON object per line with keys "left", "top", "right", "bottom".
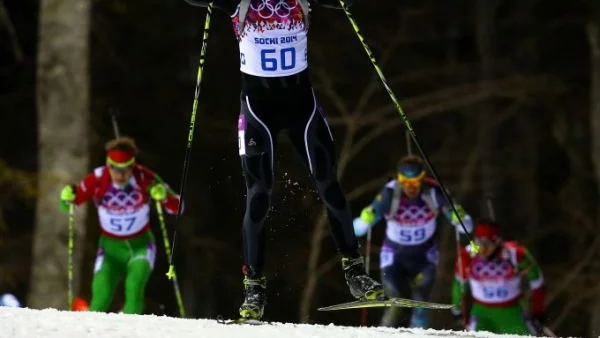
{"left": 184, "top": 0, "right": 384, "bottom": 321}
{"left": 59, "top": 137, "right": 181, "bottom": 314}
{"left": 353, "top": 155, "right": 473, "bottom": 328}
{"left": 452, "top": 219, "right": 546, "bottom": 335}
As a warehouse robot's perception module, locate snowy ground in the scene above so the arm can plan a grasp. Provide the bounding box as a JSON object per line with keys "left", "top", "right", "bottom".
{"left": 0, "top": 307, "right": 529, "bottom": 338}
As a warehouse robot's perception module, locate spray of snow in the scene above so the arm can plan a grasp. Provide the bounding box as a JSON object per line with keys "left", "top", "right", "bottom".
{"left": 0, "top": 307, "right": 527, "bottom": 338}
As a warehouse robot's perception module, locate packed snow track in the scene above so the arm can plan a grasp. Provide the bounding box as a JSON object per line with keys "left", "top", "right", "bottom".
{"left": 0, "top": 307, "right": 527, "bottom": 338}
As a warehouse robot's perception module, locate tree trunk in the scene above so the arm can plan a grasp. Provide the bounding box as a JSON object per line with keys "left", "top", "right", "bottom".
{"left": 588, "top": 3, "right": 600, "bottom": 335}
{"left": 29, "top": 0, "right": 91, "bottom": 309}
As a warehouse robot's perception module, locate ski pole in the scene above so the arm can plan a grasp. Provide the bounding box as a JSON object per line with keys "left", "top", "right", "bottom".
{"left": 167, "top": 1, "right": 214, "bottom": 280}
{"left": 155, "top": 200, "right": 186, "bottom": 317}
{"left": 109, "top": 108, "right": 121, "bottom": 139}
{"left": 406, "top": 130, "right": 412, "bottom": 156}
{"left": 360, "top": 225, "right": 372, "bottom": 326}
{"left": 67, "top": 203, "right": 75, "bottom": 310}
{"left": 337, "top": 0, "right": 478, "bottom": 252}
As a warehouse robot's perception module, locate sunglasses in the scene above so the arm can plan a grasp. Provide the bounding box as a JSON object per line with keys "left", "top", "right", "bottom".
{"left": 397, "top": 171, "right": 425, "bottom": 187}
{"left": 108, "top": 163, "right": 133, "bottom": 173}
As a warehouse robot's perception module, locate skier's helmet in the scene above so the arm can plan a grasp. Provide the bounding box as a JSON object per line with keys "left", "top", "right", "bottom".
{"left": 397, "top": 155, "right": 425, "bottom": 186}
{"left": 474, "top": 218, "right": 502, "bottom": 245}
{"left": 0, "top": 293, "right": 21, "bottom": 307}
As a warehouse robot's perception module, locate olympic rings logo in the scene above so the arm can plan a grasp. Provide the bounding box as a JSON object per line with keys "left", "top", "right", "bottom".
{"left": 101, "top": 191, "right": 143, "bottom": 209}
{"left": 250, "top": 0, "right": 298, "bottom": 19}
{"left": 397, "top": 205, "right": 432, "bottom": 221}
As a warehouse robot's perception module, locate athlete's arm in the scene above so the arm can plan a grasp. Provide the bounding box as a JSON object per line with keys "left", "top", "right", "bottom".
{"left": 432, "top": 186, "right": 473, "bottom": 233}
{"left": 516, "top": 245, "right": 546, "bottom": 317}
{"left": 143, "top": 168, "right": 183, "bottom": 215}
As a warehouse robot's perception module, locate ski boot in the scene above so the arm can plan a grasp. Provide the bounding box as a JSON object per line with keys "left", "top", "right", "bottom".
{"left": 342, "top": 256, "right": 385, "bottom": 300}
{"left": 239, "top": 275, "right": 267, "bottom": 320}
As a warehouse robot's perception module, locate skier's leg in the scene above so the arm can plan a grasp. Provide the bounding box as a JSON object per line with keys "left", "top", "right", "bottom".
{"left": 123, "top": 239, "right": 156, "bottom": 314}
{"left": 287, "top": 89, "right": 383, "bottom": 299}
{"left": 286, "top": 90, "right": 355, "bottom": 256}
{"left": 488, "top": 303, "right": 531, "bottom": 335}
{"left": 468, "top": 303, "right": 496, "bottom": 332}
{"left": 410, "top": 263, "right": 436, "bottom": 328}
{"left": 238, "top": 93, "right": 278, "bottom": 319}
{"left": 90, "top": 246, "right": 123, "bottom": 312}
{"left": 379, "top": 248, "right": 411, "bottom": 327}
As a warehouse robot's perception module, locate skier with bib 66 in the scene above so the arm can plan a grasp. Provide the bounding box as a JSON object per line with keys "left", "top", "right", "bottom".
{"left": 59, "top": 137, "right": 181, "bottom": 314}
{"left": 452, "top": 219, "right": 547, "bottom": 335}
{"left": 184, "top": 0, "right": 384, "bottom": 321}
{"left": 353, "top": 155, "right": 473, "bottom": 328}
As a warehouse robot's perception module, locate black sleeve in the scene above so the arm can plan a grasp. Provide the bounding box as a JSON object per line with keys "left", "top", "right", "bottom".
{"left": 312, "top": 0, "right": 352, "bottom": 10}
{"left": 183, "top": 0, "right": 238, "bottom": 15}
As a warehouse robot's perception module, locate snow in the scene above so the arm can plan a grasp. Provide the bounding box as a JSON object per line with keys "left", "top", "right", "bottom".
{"left": 0, "top": 307, "right": 525, "bottom": 338}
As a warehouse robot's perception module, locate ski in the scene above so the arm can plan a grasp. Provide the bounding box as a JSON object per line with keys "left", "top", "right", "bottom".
{"left": 216, "top": 316, "right": 269, "bottom": 326}
{"left": 318, "top": 297, "right": 454, "bottom": 311}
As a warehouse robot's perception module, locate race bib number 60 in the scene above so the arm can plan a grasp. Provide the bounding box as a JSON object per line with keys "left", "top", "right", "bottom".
{"left": 239, "top": 30, "right": 308, "bottom": 77}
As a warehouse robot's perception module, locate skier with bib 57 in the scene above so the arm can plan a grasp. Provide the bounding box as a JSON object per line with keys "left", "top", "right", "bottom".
{"left": 353, "top": 155, "right": 473, "bottom": 328}
{"left": 59, "top": 137, "right": 181, "bottom": 314}
{"left": 184, "top": 0, "right": 384, "bottom": 321}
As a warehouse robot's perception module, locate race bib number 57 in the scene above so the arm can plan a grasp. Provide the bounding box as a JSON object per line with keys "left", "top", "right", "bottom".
{"left": 98, "top": 204, "right": 150, "bottom": 236}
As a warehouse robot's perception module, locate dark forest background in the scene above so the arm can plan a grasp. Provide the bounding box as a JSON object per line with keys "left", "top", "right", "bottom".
{"left": 1, "top": 0, "right": 600, "bottom": 337}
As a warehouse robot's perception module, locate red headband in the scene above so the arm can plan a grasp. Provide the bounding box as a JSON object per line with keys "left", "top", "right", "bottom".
{"left": 107, "top": 149, "right": 135, "bottom": 166}
{"left": 474, "top": 223, "right": 500, "bottom": 241}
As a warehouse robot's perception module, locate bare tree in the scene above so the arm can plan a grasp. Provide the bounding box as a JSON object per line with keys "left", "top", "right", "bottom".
{"left": 29, "top": 0, "right": 91, "bottom": 309}
{"left": 587, "top": 1, "right": 600, "bottom": 335}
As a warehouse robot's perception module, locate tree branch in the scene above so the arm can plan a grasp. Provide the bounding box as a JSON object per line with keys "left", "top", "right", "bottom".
{"left": 0, "top": 0, "right": 23, "bottom": 62}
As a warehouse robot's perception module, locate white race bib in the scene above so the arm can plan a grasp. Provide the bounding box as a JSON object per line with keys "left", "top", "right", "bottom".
{"left": 386, "top": 219, "right": 436, "bottom": 245}
{"left": 470, "top": 278, "right": 521, "bottom": 304}
{"left": 98, "top": 204, "right": 150, "bottom": 236}
{"left": 239, "top": 30, "right": 308, "bottom": 77}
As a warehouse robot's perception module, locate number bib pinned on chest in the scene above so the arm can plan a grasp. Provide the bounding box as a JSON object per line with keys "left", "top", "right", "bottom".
{"left": 235, "top": 0, "right": 308, "bottom": 77}
{"left": 468, "top": 258, "right": 521, "bottom": 304}
{"left": 97, "top": 185, "right": 150, "bottom": 237}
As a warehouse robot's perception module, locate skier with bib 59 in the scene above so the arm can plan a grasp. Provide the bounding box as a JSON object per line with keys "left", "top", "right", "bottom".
{"left": 59, "top": 137, "right": 181, "bottom": 314}
{"left": 353, "top": 155, "right": 473, "bottom": 328}
{"left": 184, "top": 0, "right": 384, "bottom": 321}
{"left": 452, "top": 219, "right": 546, "bottom": 335}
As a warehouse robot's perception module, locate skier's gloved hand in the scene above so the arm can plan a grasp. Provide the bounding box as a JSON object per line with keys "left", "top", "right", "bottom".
{"left": 150, "top": 184, "right": 167, "bottom": 201}
{"left": 360, "top": 206, "right": 376, "bottom": 224}
{"left": 446, "top": 205, "right": 474, "bottom": 233}
{"left": 353, "top": 217, "right": 369, "bottom": 237}
{"left": 59, "top": 184, "right": 76, "bottom": 213}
